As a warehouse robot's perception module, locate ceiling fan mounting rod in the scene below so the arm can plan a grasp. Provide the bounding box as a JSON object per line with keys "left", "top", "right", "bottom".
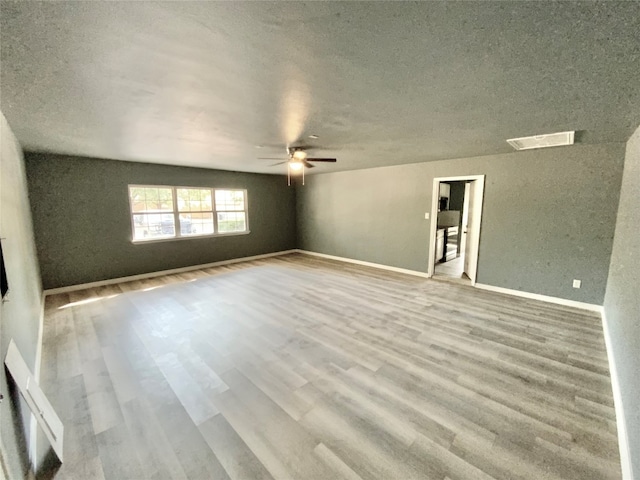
{"left": 287, "top": 146, "right": 307, "bottom": 155}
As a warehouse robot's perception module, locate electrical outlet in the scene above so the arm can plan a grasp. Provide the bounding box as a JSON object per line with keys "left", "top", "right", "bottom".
{"left": 424, "top": 212, "right": 430, "bottom": 220}
{"left": 573, "top": 279, "right": 581, "bottom": 289}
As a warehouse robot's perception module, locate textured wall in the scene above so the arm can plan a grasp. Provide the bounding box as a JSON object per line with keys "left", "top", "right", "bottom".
{"left": 0, "top": 114, "right": 43, "bottom": 478}
{"left": 603, "top": 125, "right": 640, "bottom": 479}
{"left": 298, "top": 143, "right": 625, "bottom": 305}
{"left": 25, "top": 154, "right": 297, "bottom": 289}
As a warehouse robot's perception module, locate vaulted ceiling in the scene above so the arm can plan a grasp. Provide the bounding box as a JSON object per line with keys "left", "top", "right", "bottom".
{"left": 2, "top": 1, "right": 639, "bottom": 174}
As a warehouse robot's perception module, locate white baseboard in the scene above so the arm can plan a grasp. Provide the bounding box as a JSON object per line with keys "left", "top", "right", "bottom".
{"left": 601, "top": 310, "right": 634, "bottom": 480}
{"left": 474, "top": 283, "right": 602, "bottom": 313}
{"left": 295, "top": 250, "right": 431, "bottom": 278}
{"left": 296, "top": 250, "right": 603, "bottom": 313}
{"left": 44, "top": 250, "right": 298, "bottom": 296}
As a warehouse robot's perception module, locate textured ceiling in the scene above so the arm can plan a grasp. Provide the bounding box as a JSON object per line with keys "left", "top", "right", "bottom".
{"left": 1, "top": 1, "right": 639, "bottom": 174}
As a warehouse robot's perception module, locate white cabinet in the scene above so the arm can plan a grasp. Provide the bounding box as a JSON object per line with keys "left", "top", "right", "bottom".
{"left": 435, "top": 229, "right": 445, "bottom": 262}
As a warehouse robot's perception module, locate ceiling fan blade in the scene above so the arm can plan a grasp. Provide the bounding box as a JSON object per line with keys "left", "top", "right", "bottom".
{"left": 307, "top": 158, "right": 337, "bottom": 162}
{"left": 269, "top": 161, "right": 288, "bottom": 166}
{"left": 258, "top": 157, "right": 287, "bottom": 160}
{"left": 302, "top": 160, "right": 316, "bottom": 169}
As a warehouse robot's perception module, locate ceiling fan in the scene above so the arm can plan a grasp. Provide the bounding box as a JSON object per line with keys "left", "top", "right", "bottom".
{"left": 259, "top": 146, "right": 337, "bottom": 185}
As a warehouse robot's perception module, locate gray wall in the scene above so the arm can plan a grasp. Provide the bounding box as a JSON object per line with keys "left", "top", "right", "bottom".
{"left": 603, "top": 125, "right": 640, "bottom": 478}
{"left": 25, "top": 154, "right": 297, "bottom": 290}
{"left": 298, "top": 143, "right": 625, "bottom": 305}
{"left": 0, "top": 113, "right": 43, "bottom": 478}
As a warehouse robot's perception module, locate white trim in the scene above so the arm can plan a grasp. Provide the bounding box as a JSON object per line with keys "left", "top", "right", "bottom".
{"left": 28, "top": 416, "right": 37, "bottom": 472}
{"left": 428, "top": 175, "right": 485, "bottom": 283}
{"left": 427, "top": 175, "right": 485, "bottom": 183}
{"left": 295, "top": 251, "right": 603, "bottom": 313}
{"left": 474, "top": 283, "right": 602, "bottom": 312}
{"left": 43, "top": 250, "right": 297, "bottom": 296}
{"left": 131, "top": 230, "right": 251, "bottom": 245}
{"left": 33, "top": 292, "right": 45, "bottom": 382}
{"left": 295, "top": 250, "right": 431, "bottom": 278}
{"left": 28, "top": 291, "right": 46, "bottom": 470}
{"left": 601, "top": 310, "right": 634, "bottom": 480}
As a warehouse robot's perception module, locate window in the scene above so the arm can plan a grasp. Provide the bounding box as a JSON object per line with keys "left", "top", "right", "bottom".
{"left": 215, "top": 189, "right": 247, "bottom": 233}
{"left": 177, "top": 188, "right": 214, "bottom": 236}
{"left": 129, "top": 185, "right": 248, "bottom": 242}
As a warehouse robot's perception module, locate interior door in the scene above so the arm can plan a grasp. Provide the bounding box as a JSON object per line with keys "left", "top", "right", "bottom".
{"left": 459, "top": 182, "right": 471, "bottom": 255}
{"left": 463, "top": 180, "right": 483, "bottom": 282}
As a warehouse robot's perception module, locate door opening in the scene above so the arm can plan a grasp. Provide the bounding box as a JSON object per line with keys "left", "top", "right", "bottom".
{"left": 427, "top": 175, "right": 485, "bottom": 285}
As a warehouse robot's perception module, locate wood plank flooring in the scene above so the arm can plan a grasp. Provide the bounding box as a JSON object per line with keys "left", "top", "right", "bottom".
{"left": 434, "top": 255, "right": 465, "bottom": 280}
{"left": 37, "top": 253, "right": 621, "bottom": 480}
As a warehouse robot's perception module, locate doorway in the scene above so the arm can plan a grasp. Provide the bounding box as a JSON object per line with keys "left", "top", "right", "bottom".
{"left": 427, "top": 175, "right": 485, "bottom": 285}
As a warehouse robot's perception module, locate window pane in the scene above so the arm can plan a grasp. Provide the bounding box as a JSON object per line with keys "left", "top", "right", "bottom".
{"left": 130, "top": 187, "right": 148, "bottom": 212}
{"left": 215, "top": 190, "right": 244, "bottom": 211}
{"left": 177, "top": 188, "right": 191, "bottom": 212}
{"left": 157, "top": 188, "right": 173, "bottom": 211}
{"left": 189, "top": 189, "right": 202, "bottom": 212}
{"left": 144, "top": 188, "right": 158, "bottom": 203}
{"left": 217, "top": 212, "right": 246, "bottom": 233}
{"left": 130, "top": 199, "right": 146, "bottom": 213}
{"left": 129, "top": 187, "right": 173, "bottom": 212}
{"left": 145, "top": 188, "right": 161, "bottom": 211}
{"left": 178, "top": 188, "right": 212, "bottom": 212}
{"left": 132, "top": 213, "right": 175, "bottom": 240}
{"left": 180, "top": 213, "right": 214, "bottom": 236}
{"left": 202, "top": 190, "right": 212, "bottom": 210}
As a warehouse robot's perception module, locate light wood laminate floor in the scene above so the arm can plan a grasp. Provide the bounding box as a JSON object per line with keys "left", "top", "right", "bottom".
{"left": 38, "top": 253, "right": 621, "bottom": 480}
{"left": 434, "top": 255, "right": 467, "bottom": 282}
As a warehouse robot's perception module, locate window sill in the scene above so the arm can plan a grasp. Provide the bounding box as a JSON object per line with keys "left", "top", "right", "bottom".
{"left": 132, "top": 230, "right": 251, "bottom": 245}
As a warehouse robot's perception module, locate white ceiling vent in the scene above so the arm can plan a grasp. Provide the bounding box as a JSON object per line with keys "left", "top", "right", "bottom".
{"left": 507, "top": 131, "right": 575, "bottom": 151}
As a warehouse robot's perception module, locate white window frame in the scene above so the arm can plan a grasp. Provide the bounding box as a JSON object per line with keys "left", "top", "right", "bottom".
{"left": 128, "top": 185, "right": 249, "bottom": 243}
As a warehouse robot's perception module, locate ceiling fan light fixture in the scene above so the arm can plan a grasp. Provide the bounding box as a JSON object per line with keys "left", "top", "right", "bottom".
{"left": 292, "top": 150, "right": 307, "bottom": 160}
{"left": 289, "top": 161, "right": 304, "bottom": 171}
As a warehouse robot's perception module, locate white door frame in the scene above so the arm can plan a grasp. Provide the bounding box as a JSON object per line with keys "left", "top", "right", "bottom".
{"left": 427, "top": 175, "right": 485, "bottom": 284}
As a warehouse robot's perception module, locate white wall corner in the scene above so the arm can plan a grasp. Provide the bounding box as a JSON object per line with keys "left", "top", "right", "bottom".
{"left": 601, "top": 310, "right": 634, "bottom": 480}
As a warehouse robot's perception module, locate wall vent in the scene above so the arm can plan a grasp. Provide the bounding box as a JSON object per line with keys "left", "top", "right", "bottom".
{"left": 507, "top": 131, "right": 575, "bottom": 151}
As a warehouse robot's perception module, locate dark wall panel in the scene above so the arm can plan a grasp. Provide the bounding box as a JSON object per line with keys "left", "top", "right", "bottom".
{"left": 25, "top": 153, "right": 297, "bottom": 289}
